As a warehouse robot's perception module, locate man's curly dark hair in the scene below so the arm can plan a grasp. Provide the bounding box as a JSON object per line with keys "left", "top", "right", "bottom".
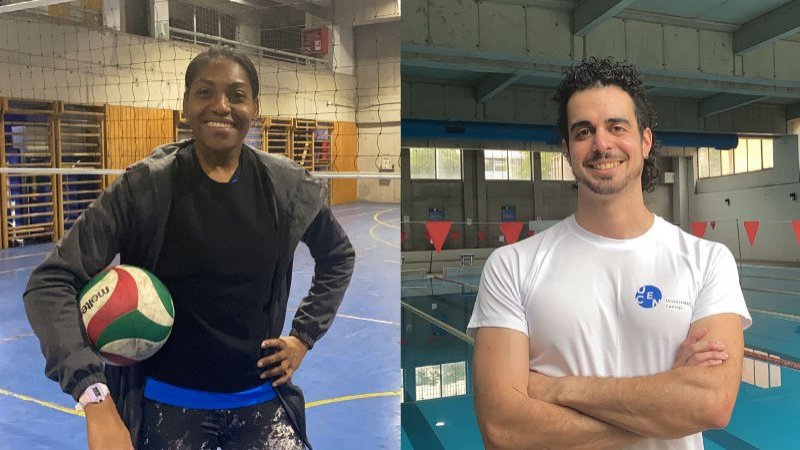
{"left": 553, "top": 57, "right": 660, "bottom": 193}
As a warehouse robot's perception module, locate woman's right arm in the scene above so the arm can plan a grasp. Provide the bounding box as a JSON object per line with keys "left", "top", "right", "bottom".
{"left": 23, "top": 172, "right": 137, "bottom": 447}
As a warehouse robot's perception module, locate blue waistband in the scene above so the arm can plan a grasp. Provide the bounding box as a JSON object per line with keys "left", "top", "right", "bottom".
{"left": 144, "top": 377, "right": 277, "bottom": 410}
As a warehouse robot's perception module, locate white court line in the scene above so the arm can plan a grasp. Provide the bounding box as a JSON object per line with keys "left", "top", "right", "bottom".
{"left": 0, "top": 333, "right": 34, "bottom": 344}
{"left": 286, "top": 306, "right": 400, "bottom": 327}
{"left": 0, "top": 265, "right": 37, "bottom": 275}
{"left": 0, "top": 251, "right": 49, "bottom": 262}
{"left": 321, "top": 204, "right": 369, "bottom": 221}
{"left": 383, "top": 259, "right": 401, "bottom": 264}
{"left": 337, "top": 313, "right": 399, "bottom": 326}
{"left": 331, "top": 205, "right": 367, "bottom": 213}
{"left": 286, "top": 306, "right": 398, "bottom": 326}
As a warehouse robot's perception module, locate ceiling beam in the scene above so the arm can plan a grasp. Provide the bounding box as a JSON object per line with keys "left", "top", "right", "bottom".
{"left": 734, "top": 0, "right": 800, "bottom": 54}
{"left": 698, "top": 94, "right": 768, "bottom": 117}
{"left": 573, "top": 0, "right": 636, "bottom": 36}
{"left": 788, "top": 103, "right": 800, "bottom": 120}
{"left": 477, "top": 73, "right": 523, "bottom": 103}
{"left": 402, "top": 48, "right": 800, "bottom": 99}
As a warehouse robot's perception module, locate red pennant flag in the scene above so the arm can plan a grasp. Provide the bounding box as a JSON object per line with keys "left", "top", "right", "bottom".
{"left": 425, "top": 230, "right": 431, "bottom": 240}
{"left": 400, "top": 231, "right": 407, "bottom": 242}
{"left": 710, "top": 221, "right": 716, "bottom": 230}
{"left": 792, "top": 220, "right": 800, "bottom": 245}
{"left": 451, "top": 231, "right": 461, "bottom": 240}
{"left": 690, "top": 222, "right": 707, "bottom": 239}
{"left": 743, "top": 221, "right": 760, "bottom": 246}
{"left": 499, "top": 222, "right": 524, "bottom": 245}
{"left": 476, "top": 230, "right": 486, "bottom": 241}
{"left": 425, "top": 221, "right": 452, "bottom": 253}
{"left": 527, "top": 229, "right": 535, "bottom": 237}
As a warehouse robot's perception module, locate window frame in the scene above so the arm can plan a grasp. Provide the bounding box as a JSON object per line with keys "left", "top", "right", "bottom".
{"left": 696, "top": 137, "right": 775, "bottom": 180}
{"left": 540, "top": 151, "right": 575, "bottom": 181}
{"left": 484, "top": 149, "right": 532, "bottom": 181}
{"left": 409, "top": 147, "right": 463, "bottom": 180}
{"left": 413, "top": 361, "right": 469, "bottom": 401}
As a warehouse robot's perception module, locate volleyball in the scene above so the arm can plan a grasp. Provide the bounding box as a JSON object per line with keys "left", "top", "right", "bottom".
{"left": 78, "top": 265, "right": 174, "bottom": 366}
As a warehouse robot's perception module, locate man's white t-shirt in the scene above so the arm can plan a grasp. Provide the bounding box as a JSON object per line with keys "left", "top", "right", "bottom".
{"left": 468, "top": 215, "right": 752, "bottom": 450}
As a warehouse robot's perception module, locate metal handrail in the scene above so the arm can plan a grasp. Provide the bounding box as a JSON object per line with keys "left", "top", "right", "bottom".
{"left": 168, "top": 27, "right": 329, "bottom": 68}
{"left": 401, "top": 301, "right": 475, "bottom": 346}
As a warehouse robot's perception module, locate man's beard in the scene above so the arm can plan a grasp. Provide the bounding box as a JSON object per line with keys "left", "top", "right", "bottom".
{"left": 571, "top": 153, "right": 643, "bottom": 195}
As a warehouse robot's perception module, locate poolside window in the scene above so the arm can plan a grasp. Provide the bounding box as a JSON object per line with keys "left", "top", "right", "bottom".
{"left": 414, "top": 361, "right": 467, "bottom": 400}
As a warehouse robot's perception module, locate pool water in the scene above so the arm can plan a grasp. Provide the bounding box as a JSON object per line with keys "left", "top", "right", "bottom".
{"left": 401, "top": 264, "right": 800, "bottom": 449}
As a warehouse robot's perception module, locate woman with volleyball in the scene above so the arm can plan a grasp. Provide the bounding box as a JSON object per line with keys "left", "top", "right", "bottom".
{"left": 24, "top": 46, "right": 354, "bottom": 449}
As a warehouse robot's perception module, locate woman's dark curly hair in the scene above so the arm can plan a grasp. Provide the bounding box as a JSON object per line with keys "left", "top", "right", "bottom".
{"left": 554, "top": 57, "right": 660, "bottom": 192}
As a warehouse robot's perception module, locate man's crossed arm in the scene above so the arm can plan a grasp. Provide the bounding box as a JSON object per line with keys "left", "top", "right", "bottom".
{"left": 527, "top": 313, "right": 744, "bottom": 439}
{"left": 474, "top": 327, "right": 640, "bottom": 450}
{"left": 473, "top": 313, "right": 743, "bottom": 449}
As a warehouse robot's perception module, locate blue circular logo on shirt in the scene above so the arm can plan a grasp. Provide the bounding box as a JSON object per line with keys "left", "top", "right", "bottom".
{"left": 636, "top": 285, "right": 662, "bottom": 309}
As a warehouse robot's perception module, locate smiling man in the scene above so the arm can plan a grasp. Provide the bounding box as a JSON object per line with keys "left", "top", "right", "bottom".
{"left": 468, "top": 58, "right": 752, "bottom": 449}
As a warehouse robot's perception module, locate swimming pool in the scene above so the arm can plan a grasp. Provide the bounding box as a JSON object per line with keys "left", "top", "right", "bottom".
{"left": 400, "top": 264, "right": 800, "bottom": 449}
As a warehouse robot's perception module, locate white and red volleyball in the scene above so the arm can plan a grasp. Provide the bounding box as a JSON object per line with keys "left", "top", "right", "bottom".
{"left": 78, "top": 265, "right": 174, "bottom": 366}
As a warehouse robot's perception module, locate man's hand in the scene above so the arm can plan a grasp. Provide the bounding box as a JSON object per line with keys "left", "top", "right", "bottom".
{"left": 673, "top": 327, "right": 728, "bottom": 368}
{"left": 527, "top": 371, "right": 558, "bottom": 403}
{"left": 85, "top": 396, "right": 133, "bottom": 450}
{"left": 257, "top": 336, "right": 309, "bottom": 386}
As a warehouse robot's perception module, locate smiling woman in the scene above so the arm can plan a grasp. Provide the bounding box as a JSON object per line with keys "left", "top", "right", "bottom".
{"left": 23, "top": 45, "right": 356, "bottom": 450}
{"left": 183, "top": 48, "right": 260, "bottom": 181}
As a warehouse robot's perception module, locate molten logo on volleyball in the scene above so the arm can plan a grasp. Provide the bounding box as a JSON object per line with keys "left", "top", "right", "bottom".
{"left": 78, "top": 265, "right": 174, "bottom": 366}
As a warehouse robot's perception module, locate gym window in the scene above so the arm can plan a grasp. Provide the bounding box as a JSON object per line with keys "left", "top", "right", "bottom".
{"left": 484, "top": 150, "right": 532, "bottom": 180}
{"left": 414, "top": 361, "right": 467, "bottom": 400}
{"left": 540, "top": 152, "right": 575, "bottom": 181}
{"left": 697, "top": 137, "right": 774, "bottom": 179}
{"left": 409, "top": 148, "right": 462, "bottom": 180}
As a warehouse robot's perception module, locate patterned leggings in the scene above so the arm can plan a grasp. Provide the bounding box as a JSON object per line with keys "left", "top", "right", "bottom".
{"left": 138, "top": 397, "right": 305, "bottom": 450}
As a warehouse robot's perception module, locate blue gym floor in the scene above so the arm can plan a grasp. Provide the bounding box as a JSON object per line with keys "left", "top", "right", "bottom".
{"left": 401, "top": 264, "right": 800, "bottom": 449}
{"left": 0, "top": 202, "right": 400, "bottom": 449}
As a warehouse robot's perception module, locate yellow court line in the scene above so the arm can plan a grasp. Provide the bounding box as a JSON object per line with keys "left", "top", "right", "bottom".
{"left": 369, "top": 208, "right": 401, "bottom": 248}
{"left": 0, "top": 388, "right": 84, "bottom": 417}
{"left": 307, "top": 390, "right": 402, "bottom": 408}
{"left": 369, "top": 223, "right": 400, "bottom": 249}
{"left": 0, "top": 387, "right": 401, "bottom": 416}
{"left": 373, "top": 209, "right": 400, "bottom": 230}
